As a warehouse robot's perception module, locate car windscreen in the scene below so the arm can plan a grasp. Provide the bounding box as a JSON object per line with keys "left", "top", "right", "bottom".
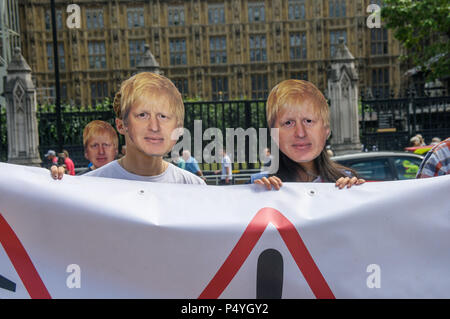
{"left": 392, "top": 157, "right": 423, "bottom": 180}
{"left": 339, "top": 158, "right": 393, "bottom": 181}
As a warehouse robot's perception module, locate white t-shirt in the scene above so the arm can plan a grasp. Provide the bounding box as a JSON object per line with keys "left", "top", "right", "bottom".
{"left": 221, "top": 155, "right": 232, "bottom": 180}
{"left": 85, "top": 160, "right": 206, "bottom": 185}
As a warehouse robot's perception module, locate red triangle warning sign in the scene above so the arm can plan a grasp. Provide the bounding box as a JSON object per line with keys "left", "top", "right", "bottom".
{"left": 0, "top": 213, "right": 51, "bottom": 299}
{"left": 199, "top": 207, "right": 335, "bottom": 299}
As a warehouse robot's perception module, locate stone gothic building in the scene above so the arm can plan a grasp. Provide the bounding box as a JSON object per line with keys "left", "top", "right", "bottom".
{"left": 17, "top": 0, "right": 402, "bottom": 106}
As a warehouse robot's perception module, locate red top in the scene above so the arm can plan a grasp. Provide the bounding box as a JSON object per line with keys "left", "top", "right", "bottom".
{"left": 64, "top": 158, "right": 75, "bottom": 176}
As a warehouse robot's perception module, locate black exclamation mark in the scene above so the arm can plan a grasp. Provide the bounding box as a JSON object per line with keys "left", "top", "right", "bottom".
{"left": 256, "top": 249, "right": 283, "bottom": 299}
{"left": 0, "top": 274, "right": 16, "bottom": 292}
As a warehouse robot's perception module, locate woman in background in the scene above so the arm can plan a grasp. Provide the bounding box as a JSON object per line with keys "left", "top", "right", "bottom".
{"left": 254, "top": 79, "right": 365, "bottom": 190}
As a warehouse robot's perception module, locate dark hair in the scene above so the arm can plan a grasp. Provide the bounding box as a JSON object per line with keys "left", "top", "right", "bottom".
{"left": 266, "top": 79, "right": 358, "bottom": 182}
{"left": 274, "top": 149, "right": 358, "bottom": 182}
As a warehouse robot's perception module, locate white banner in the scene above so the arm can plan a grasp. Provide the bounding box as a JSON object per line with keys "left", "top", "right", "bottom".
{"left": 0, "top": 162, "right": 449, "bottom": 299}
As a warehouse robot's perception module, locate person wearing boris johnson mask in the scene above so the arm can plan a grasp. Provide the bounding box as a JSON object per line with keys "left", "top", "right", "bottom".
{"left": 51, "top": 120, "right": 118, "bottom": 177}
{"left": 78, "top": 120, "right": 119, "bottom": 175}
{"left": 52, "top": 72, "right": 205, "bottom": 185}
{"left": 253, "top": 79, "right": 365, "bottom": 190}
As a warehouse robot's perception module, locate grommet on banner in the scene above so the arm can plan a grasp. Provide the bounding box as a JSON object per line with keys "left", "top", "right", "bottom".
{"left": 307, "top": 189, "right": 316, "bottom": 196}
{"left": 139, "top": 190, "right": 145, "bottom": 195}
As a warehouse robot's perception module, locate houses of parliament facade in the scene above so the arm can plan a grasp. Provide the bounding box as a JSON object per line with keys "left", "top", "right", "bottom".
{"left": 17, "top": 0, "right": 401, "bottom": 106}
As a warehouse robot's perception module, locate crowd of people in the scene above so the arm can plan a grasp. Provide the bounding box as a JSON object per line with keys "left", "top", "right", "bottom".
{"left": 409, "top": 134, "right": 442, "bottom": 148}
{"left": 47, "top": 72, "right": 449, "bottom": 187}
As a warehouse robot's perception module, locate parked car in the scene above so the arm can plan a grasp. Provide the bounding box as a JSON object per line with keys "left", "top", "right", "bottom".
{"left": 332, "top": 152, "right": 424, "bottom": 181}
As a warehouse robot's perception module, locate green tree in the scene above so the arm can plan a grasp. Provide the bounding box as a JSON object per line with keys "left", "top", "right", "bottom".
{"left": 382, "top": 0, "right": 449, "bottom": 81}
